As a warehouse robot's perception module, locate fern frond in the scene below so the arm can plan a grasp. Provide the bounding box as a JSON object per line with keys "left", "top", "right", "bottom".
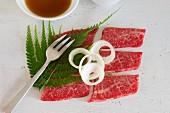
{"left": 38, "top": 64, "right": 58, "bottom": 90}
{"left": 72, "top": 30, "right": 88, "bottom": 47}
{"left": 55, "top": 63, "right": 72, "bottom": 70}
{"left": 52, "top": 67, "right": 77, "bottom": 79}
{"left": 26, "top": 25, "right": 37, "bottom": 75}
{"left": 48, "top": 21, "right": 52, "bottom": 46}
{"left": 27, "top": 12, "right": 117, "bottom": 89}
{"left": 41, "top": 21, "right": 47, "bottom": 60}
{"left": 52, "top": 27, "right": 56, "bottom": 39}
{"left": 33, "top": 62, "right": 55, "bottom": 87}
{"left": 39, "top": 14, "right": 115, "bottom": 87}
{"left": 38, "top": 50, "right": 76, "bottom": 89}
{"left": 34, "top": 25, "right": 42, "bottom": 62}
{"left": 87, "top": 12, "right": 117, "bottom": 33}
{"left": 71, "top": 13, "right": 116, "bottom": 48}
{"left": 58, "top": 25, "right": 62, "bottom": 37}
{"left": 34, "top": 25, "right": 45, "bottom": 74}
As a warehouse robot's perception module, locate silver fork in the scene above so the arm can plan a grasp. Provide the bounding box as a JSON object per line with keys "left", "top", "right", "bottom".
{"left": 3, "top": 34, "right": 75, "bottom": 113}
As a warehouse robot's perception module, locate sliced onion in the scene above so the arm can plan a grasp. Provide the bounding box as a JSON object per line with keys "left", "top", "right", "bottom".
{"left": 82, "top": 63, "right": 103, "bottom": 80}
{"left": 69, "top": 48, "right": 91, "bottom": 69}
{"left": 79, "top": 54, "right": 105, "bottom": 85}
{"left": 81, "top": 64, "right": 105, "bottom": 86}
{"left": 90, "top": 40, "right": 115, "bottom": 64}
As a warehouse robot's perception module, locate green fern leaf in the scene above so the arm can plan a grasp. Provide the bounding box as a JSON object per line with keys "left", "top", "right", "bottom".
{"left": 34, "top": 25, "right": 45, "bottom": 74}
{"left": 38, "top": 18, "right": 109, "bottom": 88}
{"left": 48, "top": 21, "right": 52, "bottom": 46}
{"left": 41, "top": 21, "right": 47, "bottom": 61}
{"left": 52, "top": 27, "right": 56, "bottom": 39}
{"left": 58, "top": 25, "right": 62, "bottom": 37}
{"left": 52, "top": 67, "right": 77, "bottom": 79}
{"left": 26, "top": 12, "right": 117, "bottom": 89}
{"left": 26, "top": 25, "right": 37, "bottom": 76}
{"left": 34, "top": 26, "right": 42, "bottom": 62}
{"left": 72, "top": 30, "right": 88, "bottom": 47}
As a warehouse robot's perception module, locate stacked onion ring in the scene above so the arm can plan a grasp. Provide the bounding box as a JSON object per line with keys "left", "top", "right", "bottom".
{"left": 69, "top": 40, "right": 115, "bottom": 85}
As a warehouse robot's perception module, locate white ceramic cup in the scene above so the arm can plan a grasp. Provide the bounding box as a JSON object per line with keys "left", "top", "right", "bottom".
{"left": 16, "top": 0, "right": 79, "bottom": 20}
{"left": 92, "top": 0, "right": 120, "bottom": 7}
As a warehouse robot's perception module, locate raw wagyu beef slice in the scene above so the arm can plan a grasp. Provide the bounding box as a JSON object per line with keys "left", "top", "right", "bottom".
{"left": 101, "top": 27, "right": 146, "bottom": 48}
{"left": 88, "top": 75, "right": 139, "bottom": 102}
{"left": 100, "top": 51, "right": 143, "bottom": 73}
{"left": 41, "top": 82, "right": 90, "bottom": 101}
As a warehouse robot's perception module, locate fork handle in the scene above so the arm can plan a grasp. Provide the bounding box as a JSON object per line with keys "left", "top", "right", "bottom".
{"left": 3, "top": 60, "right": 50, "bottom": 113}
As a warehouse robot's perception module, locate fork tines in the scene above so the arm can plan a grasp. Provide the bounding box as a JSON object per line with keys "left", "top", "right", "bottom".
{"left": 50, "top": 34, "right": 75, "bottom": 52}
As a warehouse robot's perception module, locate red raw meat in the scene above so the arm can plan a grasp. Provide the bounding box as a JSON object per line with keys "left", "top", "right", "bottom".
{"left": 100, "top": 51, "right": 143, "bottom": 73}
{"left": 41, "top": 82, "right": 90, "bottom": 101}
{"left": 41, "top": 27, "right": 144, "bottom": 102}
{"left": 56, "top": 28, "right": 98, "bottom": 46}
{"left": 101, "top": 27, "right": 146, "bottom": 48}
{"left": 88, "top": 75, "right": 139, "bottom": 102}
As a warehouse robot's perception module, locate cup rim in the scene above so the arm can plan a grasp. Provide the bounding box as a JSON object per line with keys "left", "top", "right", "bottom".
{"left": 16, "top": 0, "right": 79, "bottom": 20}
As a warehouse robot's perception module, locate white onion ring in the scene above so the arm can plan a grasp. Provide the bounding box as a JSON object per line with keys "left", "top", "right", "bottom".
{"left": 69, "top": 48, "right": 91, "bottom": 69}
{"left": 82, "top": 63, "right": 103, "bottom": 80}
{"left": 81, "top": 64, "right": 105, "bottom": 86}
{"left": 79, "top": 54, "right": 105, "bottom": 85}
{"left": 90, "top": 40, "right": 115, "bottom": 64}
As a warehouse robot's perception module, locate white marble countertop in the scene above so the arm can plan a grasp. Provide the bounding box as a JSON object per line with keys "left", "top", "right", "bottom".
{"left": 1, "top": 0, "right": 170, "bottom": 113}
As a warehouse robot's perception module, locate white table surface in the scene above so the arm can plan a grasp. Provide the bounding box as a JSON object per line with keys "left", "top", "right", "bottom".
{"left": 1, "top": 0, "right": 170, "bottom": 113}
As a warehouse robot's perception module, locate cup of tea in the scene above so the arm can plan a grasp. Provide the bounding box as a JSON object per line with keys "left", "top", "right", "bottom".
{"left": 92, "top": 0, "right": 120, "bottom": 7}
{"left": 16, "top": 0, "right": 79, "bottom": 20}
